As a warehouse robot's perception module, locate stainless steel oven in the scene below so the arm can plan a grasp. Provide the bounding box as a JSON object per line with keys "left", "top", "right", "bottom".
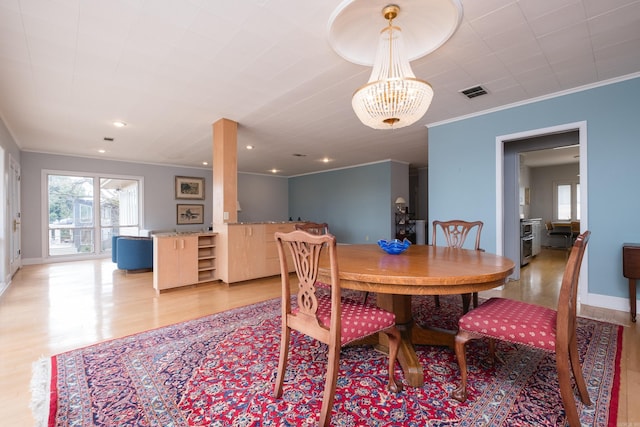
{"left": 521, "top": 235, "right": 533, "bottom": 265}
{"left": 520, "top": 220, "right": 533, "bottom": 266}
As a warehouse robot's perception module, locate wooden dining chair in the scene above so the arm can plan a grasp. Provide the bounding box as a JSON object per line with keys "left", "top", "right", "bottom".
{"left": 273, "top": 230, "right": 402, "bottom": 426}
{"left": 546, "top": 221, "right": 571, "bottom": 250}
{"left": 295, "top": 221, "right": 330, "bottom": 235}
{"left": 432, "top": 220, "right": 484, "bottom": 313}
{"left": 451, "top": 231, "right": 591, "bottom": 427}
{"left": 295, "top": 222, "right": 370, "bottom": 304}
{"left": 570, "top": 221, "right": 580, "bottom": 244}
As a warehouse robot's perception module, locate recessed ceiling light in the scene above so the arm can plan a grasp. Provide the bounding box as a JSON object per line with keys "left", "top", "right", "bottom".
{"left": 202, "top": 161, "right": 209, "bottom": 166}
{"left": 98, "top": 149, "right": 106, "bottom": 154}
{"left": 113, "top": 121, "right": 127, "bottom": 128}
{"left": 322, "top": 157, "right": 330, "bottom": 163}
{"left": 246, "top": 145, "right": 254, "bottom": 150}
{"left": 270, "top": 169, "right": 279, "bottom": 174}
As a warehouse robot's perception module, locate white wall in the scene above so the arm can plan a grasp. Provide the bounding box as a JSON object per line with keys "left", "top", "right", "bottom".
{"left": 529, "top": 163, "right": 580, "bottom": 247}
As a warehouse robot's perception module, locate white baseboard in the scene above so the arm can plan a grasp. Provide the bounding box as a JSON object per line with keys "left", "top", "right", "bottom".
{"left": 583, "top": 291, "right": 634, "bottom": 314}
{"left": 0, "top": 280, "right": 8, "bottom": 298}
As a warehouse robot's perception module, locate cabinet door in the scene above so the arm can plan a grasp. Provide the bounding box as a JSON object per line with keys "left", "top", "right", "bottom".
{"left": 227, "top": 225, "right": 265, "bottom": 282}
{"left": 154, "top": 237, "right": 182, "bottom": 291}
{"left": 153, "top": 235, "right": 198, "bottom": 291}
{"left": 264, "top": 223, "right": 297, "bottom": 276}
{"left": 179, "top": 235, "right": 199, "bottom": 285}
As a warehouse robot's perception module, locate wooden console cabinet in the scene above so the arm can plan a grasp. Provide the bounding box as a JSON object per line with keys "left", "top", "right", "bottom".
{"left": 623, "top": 243, "right": 640, "bottom": 322}
{"left": 153, "top": 232, "right": 217, "bottom": 293}
{"left": 216, "top": 222, "right": 299, "bottom": 284}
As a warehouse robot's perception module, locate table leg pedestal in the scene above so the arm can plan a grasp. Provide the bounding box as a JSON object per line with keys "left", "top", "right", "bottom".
{"left": 376, "top": 293, "right": 457, "bottom": 387}
{"left": 395, "top": 326, "right": 424, "bottom": 388}
{"left": 411, "top": 323, "right": 455, "bottom": 348}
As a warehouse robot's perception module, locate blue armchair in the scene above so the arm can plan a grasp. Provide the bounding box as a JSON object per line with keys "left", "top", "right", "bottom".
{"left": 112, "top": 235, "right": 153, "bottom": 271}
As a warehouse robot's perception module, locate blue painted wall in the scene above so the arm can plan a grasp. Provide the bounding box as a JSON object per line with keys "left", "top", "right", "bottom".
{"left": 237, "top": 172, "right": 289, "bottom": 223}
{"left": 289, "top": 161, "right": 402, "bottom": 244}
{"left": 429, "top": 75, "right": 640, "bottom": 306}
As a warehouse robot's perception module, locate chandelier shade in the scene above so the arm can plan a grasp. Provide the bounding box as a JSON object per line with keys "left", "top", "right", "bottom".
{"left": 351, "top": 5, "right": 433, "bottom": 129}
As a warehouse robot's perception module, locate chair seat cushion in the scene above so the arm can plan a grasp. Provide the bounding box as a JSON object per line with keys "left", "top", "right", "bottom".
{"left": 458, "top": 297, "right": 557, "bottom": 351}
{"left": 314, "top": 294, "right": 396, "bottom": 346}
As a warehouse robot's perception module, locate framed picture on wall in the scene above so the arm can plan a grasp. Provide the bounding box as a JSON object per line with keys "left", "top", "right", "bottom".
{"left": 177, "top": 204, "right": 204, "bottom": 225}
{"left": 175, "top": 176, "right": 205, "bottom": 200}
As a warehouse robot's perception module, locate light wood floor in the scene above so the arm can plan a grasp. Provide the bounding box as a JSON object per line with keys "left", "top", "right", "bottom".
{"left": 0, "top": 249, "right": 637, "bottom": 426}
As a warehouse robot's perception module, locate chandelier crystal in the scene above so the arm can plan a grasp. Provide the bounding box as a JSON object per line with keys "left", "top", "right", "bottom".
{"left": 352, "top": 5, "right": 433, "bottom": 130}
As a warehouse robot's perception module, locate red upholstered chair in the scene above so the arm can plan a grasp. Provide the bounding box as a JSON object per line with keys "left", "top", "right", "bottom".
{"left": 273, "top": 230, "right": 402, "bottom": 426}
{"left": 451, "top": 231, "right": 591, "bottom": 427}
{"left": 432, "top": 220, "right": 484, "bottom": 313}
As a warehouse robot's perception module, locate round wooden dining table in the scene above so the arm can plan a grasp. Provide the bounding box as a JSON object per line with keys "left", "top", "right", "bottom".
{"left": 318, "top": 244, "right": 515, "bottom": 387}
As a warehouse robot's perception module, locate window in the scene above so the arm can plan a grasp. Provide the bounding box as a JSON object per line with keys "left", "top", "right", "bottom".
{"left": 556, "top": 184, "right": 571, "bottom": 220}
{"left": 46, "top": 172, "right": 143, "bottom": 257}
{"left": 554, "top": 181, "right": 580, "bottom": 221}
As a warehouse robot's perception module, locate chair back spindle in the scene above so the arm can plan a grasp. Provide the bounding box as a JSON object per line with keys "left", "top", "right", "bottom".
{"left": 432, "top": 220, "right": 484, "bottom": 312}
{"left": 433, "top": 220, "right": 483, "bottom": 250}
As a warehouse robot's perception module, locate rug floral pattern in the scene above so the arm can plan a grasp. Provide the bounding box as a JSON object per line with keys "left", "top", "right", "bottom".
{"left": 38, "top": 295, "right": 621, "bottom": 426}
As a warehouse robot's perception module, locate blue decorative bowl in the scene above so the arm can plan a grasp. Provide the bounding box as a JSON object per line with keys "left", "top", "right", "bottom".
{"left": 377, "top": 238, "right": 411, "bottom": 255}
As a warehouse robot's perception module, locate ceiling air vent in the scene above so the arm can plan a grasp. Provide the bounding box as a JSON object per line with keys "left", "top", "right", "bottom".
{"left": 460, "top": 85, "right": 488, "bottom": 99}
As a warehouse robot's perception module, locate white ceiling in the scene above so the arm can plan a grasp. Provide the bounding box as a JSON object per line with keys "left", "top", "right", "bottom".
{"left": 0, "top": 0, "right": 639, "bottom": 176}
{"left": 520, "top": 145, "right": 580, "bottom": 167}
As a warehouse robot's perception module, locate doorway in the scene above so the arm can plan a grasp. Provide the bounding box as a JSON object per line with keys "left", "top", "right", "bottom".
{"left": 496, "top": 122, "right": 588, "bottom": 301}
{"left": 9, "top": 155, "right": 21, "bottom": 277}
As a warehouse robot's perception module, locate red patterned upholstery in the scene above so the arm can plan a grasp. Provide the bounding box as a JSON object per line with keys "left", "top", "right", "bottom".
{"left": 458, "top": 297, "right": 557, "bottom": 351}
{"left": 315, "top": 281, "right": 331, "bottom": 291}
{"left": 314, "top": 294, "right": 396, "bottom": 345}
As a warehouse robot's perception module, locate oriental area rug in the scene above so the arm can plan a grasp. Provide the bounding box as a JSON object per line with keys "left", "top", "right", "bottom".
{"left": 31, "top": 295, "right": 622, "bottom": 426}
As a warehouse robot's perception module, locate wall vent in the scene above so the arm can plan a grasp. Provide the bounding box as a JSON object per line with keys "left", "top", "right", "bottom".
{"left": 460, "top": 85, "right": 488, "bottom": 99}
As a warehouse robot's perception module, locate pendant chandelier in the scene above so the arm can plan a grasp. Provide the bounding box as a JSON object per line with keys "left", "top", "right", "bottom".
{"left": 352, "top": 5, "right": 433, "bottom": 129}
{"left": 329, "top": 0, "right": 462, "bottom": 130}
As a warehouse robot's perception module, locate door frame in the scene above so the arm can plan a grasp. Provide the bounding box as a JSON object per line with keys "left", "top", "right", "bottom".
{"left": 495, "top": 121, "right": 588, "bottom": 300}
{"left": 9, "top": 154, "right": 21, "bottom": 277}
